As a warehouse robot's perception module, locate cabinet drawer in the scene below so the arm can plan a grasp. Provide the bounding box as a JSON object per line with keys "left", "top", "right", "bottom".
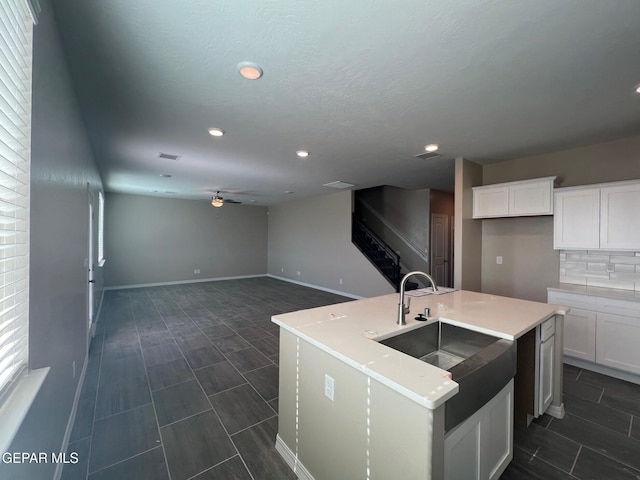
{"left": 547, "top": 291, "right": 596, "bottom": 310}
{"left": 540, "top": 317, "right": 555, "bottom": 342}
{"left": 596, "top": 296, "right": 640, "bottom": 317}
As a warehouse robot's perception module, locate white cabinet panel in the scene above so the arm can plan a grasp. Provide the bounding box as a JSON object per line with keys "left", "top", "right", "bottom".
{"left": 445, "top": 381, "right": 513, "bottom": 480}
{"left": 600, "top": 183, "right": 640, "bottom": 250}
{"left": 539, "top": 336, "right": 555, "bottom": 414}
{"left": 596, "top": 312, "right": 640, "bottom": 375}
{"left": 509, "top": 179, "right": 553, "bottom": 216}
{"left": 473, "top": 186, "right": 509, "bottom": 218}
{"left": 563, "top": 308, "right": 597, "bottom": 361}
{"left": 553, "top": 188, "right": 600, "bottom": 249}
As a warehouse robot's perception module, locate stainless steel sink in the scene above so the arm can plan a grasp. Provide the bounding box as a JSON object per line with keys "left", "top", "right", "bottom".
{"left": 380, "top": 321, "right": 516, "bottom": 431}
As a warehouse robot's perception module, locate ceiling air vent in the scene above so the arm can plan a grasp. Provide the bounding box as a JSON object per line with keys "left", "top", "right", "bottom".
{"left": 323, "top": 181, "right": 356, "bottom": 189}
{"left": 157, "top": 152, "right": 181, "bottom": 161}
{"left": 414, "top": 151, "right": 441, "bottom": 160}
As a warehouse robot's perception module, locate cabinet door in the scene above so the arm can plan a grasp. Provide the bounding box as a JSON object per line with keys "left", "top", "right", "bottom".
{"left": 600, "top": 183, "right": 640, "bottom": 250}
{"left": 509, "top": 180, "right": 553, "bottom": 216}
{"left": 596, "top": 312, "right": 640, "bottom": 374}
{"left": 445, "top": 381, "right": 513, "bottom": 480}
{"left": 483, "top": 382, "right": 513, "bottom": 480}
{"left": 553, "top": 188, "right": 600, "bottom": 249}
{"left": 563, "top": 308, "right": 597, "bottom": 361}
{"left": 539, "top": 336, "right": 554, "bottom": 415}
{"left": 473, "top": 186, "right": 509, "bottom": 218}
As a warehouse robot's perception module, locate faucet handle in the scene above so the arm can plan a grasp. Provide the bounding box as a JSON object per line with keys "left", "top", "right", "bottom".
{"left": 403, "top": 296, "right": 411, "bottom": 313}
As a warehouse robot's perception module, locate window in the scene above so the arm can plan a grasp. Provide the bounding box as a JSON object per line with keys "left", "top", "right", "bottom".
{"left": 98, "top": 190, "right": 104, "bottom": 265}
{"left": 0, "top": 0, "right": 34, "bottom": 403}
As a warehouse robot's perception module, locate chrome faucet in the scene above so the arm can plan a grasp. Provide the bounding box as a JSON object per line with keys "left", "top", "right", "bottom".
{"left": 397, "top": 271, "right": 439, "bottom": 326}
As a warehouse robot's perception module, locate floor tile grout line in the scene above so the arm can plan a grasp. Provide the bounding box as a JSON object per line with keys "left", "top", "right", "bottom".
{"left": 85, "top": 446, "right": 164, "bottom": 478}
{"left": 569, "top": 444, "right": 582, "bottom": 476}
{"left": 629, "top": 415, "right": 634, "bottom": 438}
{"left": 136, "top": 288, "right": 175, "bottom": 480}
{"left": 228, "top": 414, "right": 279, "bottom": 438}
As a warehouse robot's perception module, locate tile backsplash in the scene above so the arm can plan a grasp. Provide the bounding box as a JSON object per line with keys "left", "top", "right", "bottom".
{"left": 559, "top": 250, "right": 640, "bottom": 291}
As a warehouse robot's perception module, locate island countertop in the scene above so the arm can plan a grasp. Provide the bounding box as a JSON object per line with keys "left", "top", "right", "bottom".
{"left": 272, "top": 289, "right": 568, "bottom": 410}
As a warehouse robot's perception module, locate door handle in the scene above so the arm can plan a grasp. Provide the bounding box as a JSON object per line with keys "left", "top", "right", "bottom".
{"left": 88, "top": 280, "right": 95, "bottom": 283}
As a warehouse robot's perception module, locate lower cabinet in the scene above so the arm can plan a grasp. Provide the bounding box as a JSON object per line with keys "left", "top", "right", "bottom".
{"left": 563, "top": 308, "right": 597, "bottom": 361}
{"left": 596, "top": 312, "right": 640, "bottom": 375}
{"left": 538, "top": 335, "right": 554, "bottom": 414}
{"left": 444, "top": 380, "right": 513, "bottom": 480}
{"left": 548, "top": 289, "right": 640, "bottom": 376}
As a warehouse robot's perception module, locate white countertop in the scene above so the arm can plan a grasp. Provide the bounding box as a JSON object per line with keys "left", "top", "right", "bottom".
{"left": 273, "top": 289, "right": 566, "bottom": 410}
{"left": 548, "top": 283, "right": 640, "bottom": 302}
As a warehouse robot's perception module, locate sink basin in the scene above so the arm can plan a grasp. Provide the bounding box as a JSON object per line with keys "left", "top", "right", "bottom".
{"left": 380, "top": 321, "right": 516, "bottom": 431}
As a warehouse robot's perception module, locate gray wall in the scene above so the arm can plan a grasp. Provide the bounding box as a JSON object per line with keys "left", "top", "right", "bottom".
{"left": 3, "top": 1, "right": 105, "bottom": 478}
{"left": 453, "top": 158, "right": 483, "bottom": 292}
{"left": 480, "top": 134, "right": 640, "bottom": 302}
{"left": 104, "top": 193, "right": 268, "bottom": 287}
{"left": 267, "top": 190, "right": 394, "bottom": 298}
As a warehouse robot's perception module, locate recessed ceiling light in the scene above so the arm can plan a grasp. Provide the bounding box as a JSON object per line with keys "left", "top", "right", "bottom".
{"left": 238, "top": 61, "right": 263, "bottom": 80}
{"left": 208, "top": 128, "right": 225, "bottom": 137}
{"left": 159, "top": 174, "right": 172, "bottom": 178}
{"left": 425, "top": 144, "right": 439, "bottom": 152}
{"left": 296, "top": 150, "right": 309, "bottom": 158}
{"left": 635, "top": 84, "right": 640, "bottom": 94}
{"left": 285, "top": 191, "right": 294, "bottom": 195}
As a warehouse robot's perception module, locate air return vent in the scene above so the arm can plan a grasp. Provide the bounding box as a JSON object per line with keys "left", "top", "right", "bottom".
{"left": 157, "top": 152, "right": 181, "bottom": 161}
{"left": 414, "top": 151, "right": 441, "bottom": 160}
{"left": 323, "top": 181, "right": 356, "bottom": 189}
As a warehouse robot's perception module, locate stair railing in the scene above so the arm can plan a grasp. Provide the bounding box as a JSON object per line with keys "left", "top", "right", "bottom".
{"left": 352, "top": 214, "right": 401, "bottom": 291}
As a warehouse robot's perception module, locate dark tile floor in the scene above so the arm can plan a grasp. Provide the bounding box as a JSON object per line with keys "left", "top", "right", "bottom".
{"left": 61, "top": 277, "right": 350, "bottom": 480}
{"left": 61, "top": 277, "right": 640, "bottom": 480}
{"left": 500, "top": 363, "right": 640, "bottom": 479}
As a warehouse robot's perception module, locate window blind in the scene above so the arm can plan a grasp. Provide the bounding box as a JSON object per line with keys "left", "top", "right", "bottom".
{"left": 0, "top": 0, "right": 32, "bottom": 402}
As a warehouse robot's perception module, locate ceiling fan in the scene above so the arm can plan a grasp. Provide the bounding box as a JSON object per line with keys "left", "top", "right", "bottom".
{"left": 211, "top": 191, "right": 241, "bottom": 207}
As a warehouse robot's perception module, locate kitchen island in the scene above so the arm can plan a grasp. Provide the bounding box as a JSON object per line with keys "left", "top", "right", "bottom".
{"left": 272, "top": 289, "right": 567, "bottom": 480}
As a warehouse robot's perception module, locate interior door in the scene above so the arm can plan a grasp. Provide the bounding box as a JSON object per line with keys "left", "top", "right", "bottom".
{"left": 430, "top": 213, "right": 449, "bottom": 287}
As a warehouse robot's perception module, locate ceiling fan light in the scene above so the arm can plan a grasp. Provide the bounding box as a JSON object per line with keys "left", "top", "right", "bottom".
{"left": 211, "top": 196, "right": 224, "bottom": 207}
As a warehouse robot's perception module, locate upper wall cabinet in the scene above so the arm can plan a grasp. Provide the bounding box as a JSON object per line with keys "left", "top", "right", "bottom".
{"left": 473, "top": 177, "right": 557, "bottom": 219}
{"left": 553, "top": 180, "right": 640, "bottom": 250}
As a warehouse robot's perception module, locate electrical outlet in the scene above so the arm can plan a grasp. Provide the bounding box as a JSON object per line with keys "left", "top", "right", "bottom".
{"left": 281, "top": 267, "right": 284, "bottom": 272}
{"left": 324, "top": 374, "right": 335, "bottom": 401}
{"left": 194, "top": 269, "right": 200, "bottom": 274}
{"left": 339, "top": 278, "right": 343, "bottom": 285}
{"left": 297, "top": 271, "right": 301, "bottom": 276}
{"left": 496, "top": 256, "right": 503, "bottom": 265}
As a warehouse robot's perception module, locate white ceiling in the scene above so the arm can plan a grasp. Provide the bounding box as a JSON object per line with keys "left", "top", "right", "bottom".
{"left": 51, "top": 0, "right": 640, "bottom": 206}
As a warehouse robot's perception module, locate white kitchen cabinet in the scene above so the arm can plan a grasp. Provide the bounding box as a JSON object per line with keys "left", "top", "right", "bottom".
{"left": 553, "top": 187, "right": 600, "bottom": 249}
{"left": 596, "top": 312, "right": 640, "bottom": 375}
{"left": 444, "top": 380, "right": 513, "bottom": 480}
{"left": 600, "top": 182, "right": 640, "bottom": 250}
{"left": 548, "top": 289, "right": 640, "bottom": 376}
{"left": 538, "top": 335, "right": 555, "bottom": 414}
{"left": 473, "top": 185, "right": 509, "bottom": 218}
{"left": 563, "top": 308, "right": 597, "bottom": 361}
{"left": 473, "top": 177, "right": 556, "bottom": 219}
{"left": 553, "top": 180, "right": 640, "bottom": 250}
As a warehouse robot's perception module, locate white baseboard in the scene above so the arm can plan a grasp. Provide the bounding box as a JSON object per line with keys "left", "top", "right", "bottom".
{"left": 546, "top": 403, "right": 565, "bottom": 419}
{"left": 267, "top": 275, "right": 363, "bottom": 300}
{"left": 104, "top": 273, "right": 267, "bottom": 290}
{"left": 564, "top": 357, "right": 640, "bottom": 385}
{"left": 275, "top": 434, "right": 315, "bottom": 480}
{"left": 53, "top": 356, "right": 88, "bottom": 480}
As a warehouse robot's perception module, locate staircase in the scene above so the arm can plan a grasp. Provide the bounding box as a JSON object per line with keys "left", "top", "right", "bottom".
{"left": 352, "top": 214, "right": 416, "bottom": 292}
